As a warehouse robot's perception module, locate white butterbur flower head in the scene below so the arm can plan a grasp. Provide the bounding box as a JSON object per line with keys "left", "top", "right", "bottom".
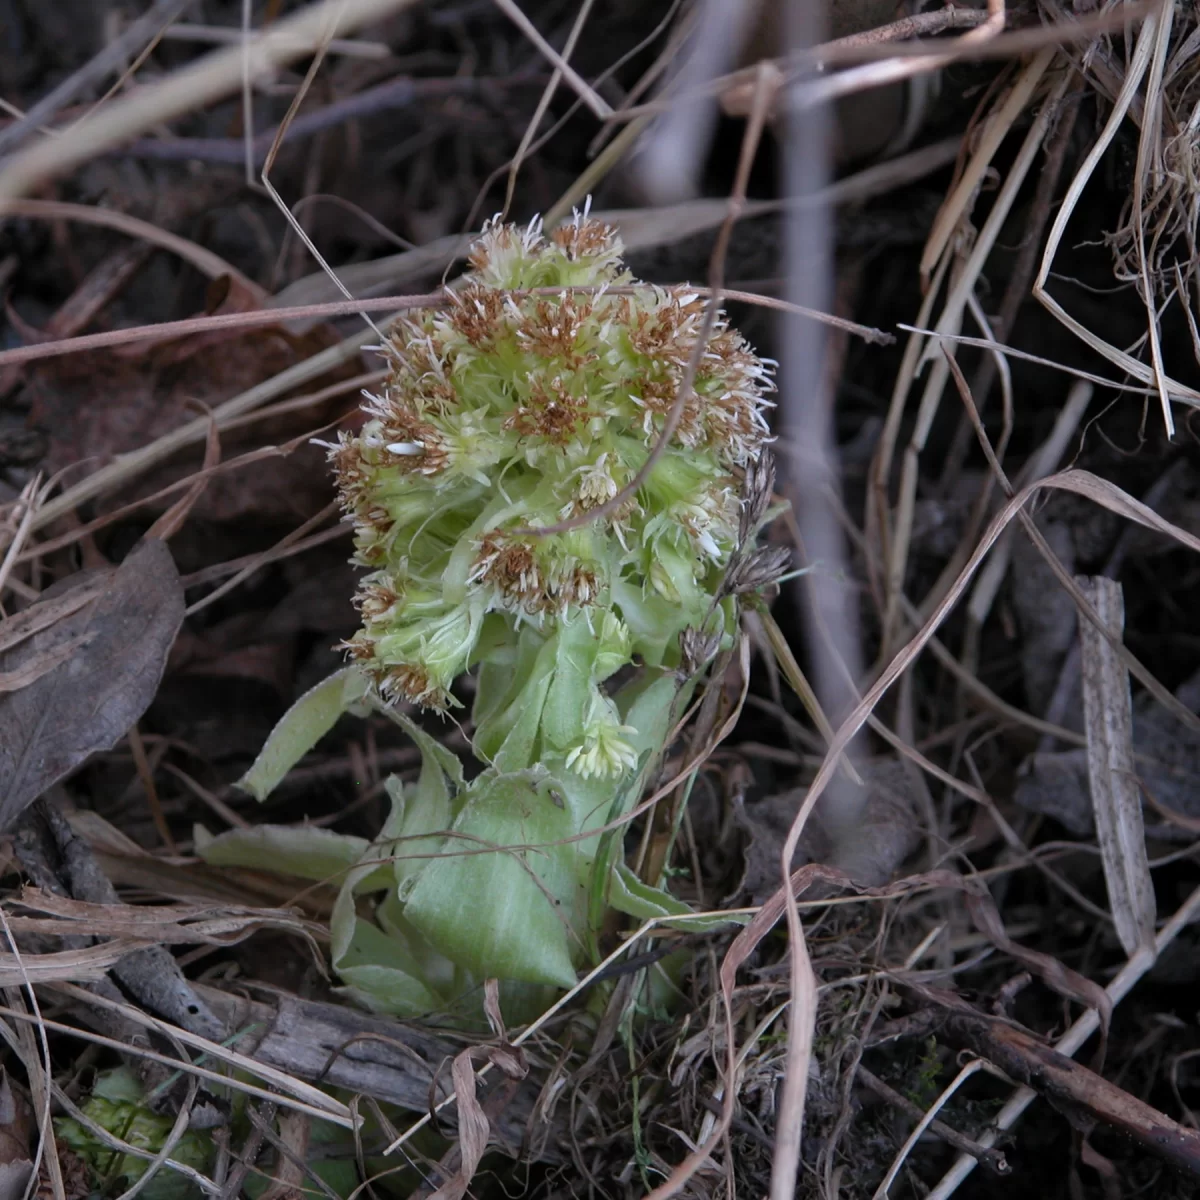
{"left": 326, "top": 208, "right": 775, "bottom": 772}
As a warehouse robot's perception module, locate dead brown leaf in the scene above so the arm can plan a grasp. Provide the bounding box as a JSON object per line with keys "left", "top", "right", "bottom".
{"left": 0, "top": 538, "right": 184, "bottom": 830}
{"left": 25, "top": 319, "right": 353, "bottom": 526}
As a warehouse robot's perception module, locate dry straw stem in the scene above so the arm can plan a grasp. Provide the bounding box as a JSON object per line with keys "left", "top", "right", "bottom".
{"left": 619, "top": 0, "right": 1131, "bottom": 125}
{"left": 635, "top": 0, "right": 758, "bottom": 204}
{"left": 945, "top": 353, "right": 1200, "bottom": 780}
{"left": 0, "top": 200, "right": 264, "bottom": 299}
{"left": 874, "top": 52, "right": 1064, "bottom": 654}
{"left": 0, "top": 475, "right": 42, "bottom": 599}
{"left": 0, "top": 0, "right": 195, "bottom": 156}
{"left": 27, "top": 981, "right": 359, "bottom": 1127}
{"left": 786, "top": 0, "right": 1005, "bottom": 116}
{"left": 872, "top": 1058, "right": 990, "bottom": 1199}
{"left": 7, "top": 384, "right": 368, "bottom": 568}
{"left": 279, "top": 137, "right": 960, "bottom": 306}
{"left": 730, "top": 465, "right": 1200, "bottom": 1194}
{"left": 944, "top": 348, "right": 1200, "bottom": 743}
{"left": 1034, "top": 0, "right": 1200, "bottom": 437}
{"left": 161, "top": 22, "right": 389, "bottom": 58}
{"left": 0, "top": 0, "right": 422, "bottom": 203}
{"left": 9, "top": 316, "right": 388, "bottom": 542}
{"left": 0, "top": 909, "right": 63, "bottom": 1200}
{"left": 383, "top": 907, "right": 754, "bottom": 1159}
{"left": 491, "top": 0, "right": 611, "bottom": 119}
{"left": 498, "top": 0, "right": 597, "bottom": 220}
{"left": 965, "top": 380, "right": 1091, "bottom": 634}
{"left": 1076, "top": 576, "right": 1155, "bottom": 957}
{"left": 927, "top": 878, "right": 1200, "bottom": 1198}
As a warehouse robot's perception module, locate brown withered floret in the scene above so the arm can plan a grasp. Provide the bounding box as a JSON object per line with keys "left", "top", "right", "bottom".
{"left": 516, "top": 295, "right": 596, "bottom": 368}
{"left": 472, "top": 532, "right": 548, "bottom": 612}
{"left": 339, "top": 631, "right": 376, "bottom": 663}
{"left": 386, "top": 326, "right": 459, "bottom": 414}
{"left": 373, "top": 394, "right": 449, "bottom": 476}
{"left": 355, "top": 580, "right": 404, "bottom": 623}
{"left": 447, "top": 284, "right": 508, "bottom": 347}
{"left": 624, "top": 289, "right": 704, "bottom": 368}
{"left": 328, "top": 435, "right": 372, "bottom": 509}
{"left": 705, "top": 326, "right": 759, "bottom": 373}
{"left": 551, "top": 218, "right": 620, "bottom": 262}
{"left": 634, "top": 372, "right": 705, "bottom": 446}
{"left": 376, "top": 662, "right": 447, "bottom": 709}
{"left": 558, "top": 564, "right": 599, "bottom": 607}
{"left": 466, "top": 223, "right": 524, "bottom": 274}
{"left": 505, "top": 377, "right": 591, "bottom": 446}
{"left": 353, "top": 508, "right": 394, "bottom": 567}
{"left": 472, "top": 530, "right": 602, "bottom": 614}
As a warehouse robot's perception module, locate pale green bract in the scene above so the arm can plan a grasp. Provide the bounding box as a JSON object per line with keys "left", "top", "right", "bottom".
{"left": 202, "top": 212, "right": 774, "bottom": 1021}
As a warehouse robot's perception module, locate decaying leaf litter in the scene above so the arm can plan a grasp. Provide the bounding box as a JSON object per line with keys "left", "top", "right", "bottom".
{"left": 2, "top": 0, "right": 1200, "bottom": 1197}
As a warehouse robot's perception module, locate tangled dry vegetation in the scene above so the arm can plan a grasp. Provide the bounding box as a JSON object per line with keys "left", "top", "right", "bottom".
{"left": 3, "top": 1, "right": 1200, "bottom": 1198}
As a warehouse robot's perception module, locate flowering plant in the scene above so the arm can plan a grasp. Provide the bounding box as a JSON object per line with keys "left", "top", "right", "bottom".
{"left": 200, "top": 212, "right": 780, "bottom": 1020}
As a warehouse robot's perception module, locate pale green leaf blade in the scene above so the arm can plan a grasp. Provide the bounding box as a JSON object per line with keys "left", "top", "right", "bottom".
{"left": 608, "top": 863, "right": 743, "bottom": 932}
{"left": 403, "top": 773, "right": 579, "bottom": 987}
{"left": 195, "top": 824, "right": 379, "bottom": 889}
{"left": 237, "top": 667, "right": 370, "bottom": 801}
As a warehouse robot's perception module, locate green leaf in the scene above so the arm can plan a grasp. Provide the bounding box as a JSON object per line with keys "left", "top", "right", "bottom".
{"left": 476, "top": 634, "right": 558, "bottom": 772}
{"left": 403, "top": 772, "right": 581, "bottom": 987}
{"left": 382, "top": 776, "right": 449, "bottom": 891}
{"left": 236, "top": 668, "right": 370, "bottom": 801}
{"left": 371, "top": 703, "right": 465, "bottom": 792}
{"left": 194, "top": 824, "right": 388, "bottom": 891}
{"left": 608, "top": 863, "right": 742, "bottom": 931}
{"left": 540, "top": 616, "right": 600, "bottom": 752}
{"left": 333, "top": 916, "right": 446, "bottom": 1017}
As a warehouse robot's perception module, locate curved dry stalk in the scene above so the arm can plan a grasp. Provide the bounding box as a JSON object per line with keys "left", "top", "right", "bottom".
{"left": 0, "top": 910, "right": 63, "bottom": 1200}
{"left": 0, "top": 0, "right": 423, "bottom": 203}
{"left": 722, "top": 463, "right": 1200, "bottom": 1200}
{"left": 0, "top": 199, "right": 264, "bottom": 298}
{"left": 490, "top": 0, "right": 611, "bottom": 119}
{"left": 0, "top": 284, "right": 884, "bottom": 372}
{"left": 875, "top": 54, "right": 1063, "bottom": 657}
{"left": 0, "top": 0, "right": 195, "bottom": 156}
{"left": 498, "top": 0, "right": 597, "bottom": 221}
{"left": 21, "top": 983, "right": 359, "bottom": 1127}
{"left": 23, "top": 322, "right": 380, "bottom": 539}
{"left": 1033, "top": 0, "right": 1200, "bottom": 437}
{"left": 872, "top": 1059, "right": 990, "bottom": 1199}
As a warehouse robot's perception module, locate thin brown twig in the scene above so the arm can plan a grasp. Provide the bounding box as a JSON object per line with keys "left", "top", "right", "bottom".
{"left": 127, "top": 724, "right": 177, "bottom": 854}
{"left": 0, "top": 283, "right": 886, "bottom": 371}
{"left": 184, "top": 502, "right": 340, "bottom": 616}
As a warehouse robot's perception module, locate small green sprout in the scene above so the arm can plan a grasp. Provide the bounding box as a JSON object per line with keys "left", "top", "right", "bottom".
{"left": 55, "top": 1068, "right": 213, "bottom": 1200}
{"left": 209, "top": 211, "right": 779, "bottom": 1021}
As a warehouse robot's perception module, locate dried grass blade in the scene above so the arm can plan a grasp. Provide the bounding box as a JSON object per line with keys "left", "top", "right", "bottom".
{"left": 428, "top": 1051, "right": 489, "bottom": 1200}
{"left": 0, "top": 0, "right": 424, "bottom": 202}
{"left": 1076, "top": 576, "right": 1155, "bottom": 956}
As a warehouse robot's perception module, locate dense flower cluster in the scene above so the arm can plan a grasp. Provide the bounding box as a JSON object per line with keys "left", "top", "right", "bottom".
{"left": 325, "top": 211, "right": 775, "bottom": 777}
